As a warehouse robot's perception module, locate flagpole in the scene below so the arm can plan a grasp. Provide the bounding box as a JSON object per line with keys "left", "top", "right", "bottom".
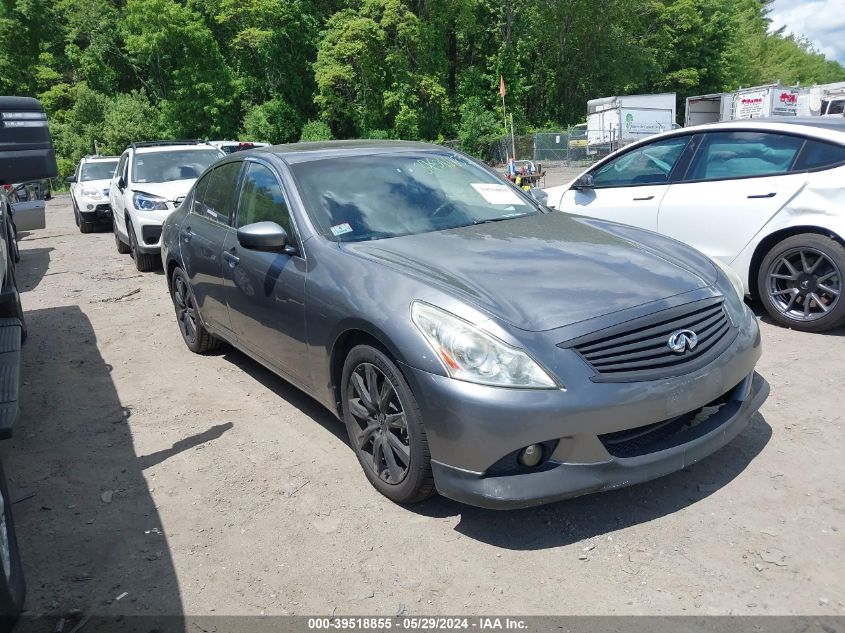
{"left": 500, "top": 75, "right": 507, "bottom": 142}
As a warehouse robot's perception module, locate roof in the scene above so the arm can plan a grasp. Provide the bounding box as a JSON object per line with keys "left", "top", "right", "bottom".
{"left": 81, "top": 155, "right": 119, "bottom": 162}
{"left": 262, "top": 139, "right": 443, "bottom": 164}
{"left": 133, "top": 143, "right": 220, "bottom": 154}
{"left": 691, "top": 117, "right": 845, "bottom": 135}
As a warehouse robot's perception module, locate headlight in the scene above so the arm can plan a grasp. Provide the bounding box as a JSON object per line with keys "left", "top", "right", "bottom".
{"left": 80, "top": 187, "right": 100, "bottom": 198}
{"left": 411, "top": 302, "right": 557, "bottom": 389}
{"left": 712, "top": 258, "right": 745, "bottom": 301}
{"left": 133, "top": 192, "right": 168, "bottom": 211}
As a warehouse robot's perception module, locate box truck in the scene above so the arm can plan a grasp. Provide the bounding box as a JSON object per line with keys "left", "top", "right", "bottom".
{"left": 684, "top": 84, "right": 805, "bottom": 125}
{"left": 586, "top": 93, "right": 676, "bottom": 155}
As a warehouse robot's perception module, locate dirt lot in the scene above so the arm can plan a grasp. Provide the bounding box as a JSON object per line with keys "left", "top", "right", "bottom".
{"left": 2, "top": 196, "right": 843, "bottom": 620}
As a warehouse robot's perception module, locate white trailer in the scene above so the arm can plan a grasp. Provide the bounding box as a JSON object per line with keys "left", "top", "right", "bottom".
{"left": 731, "top": 84, "right": 804, "bottom": 119}
{"left": 684, "top": 93, "right": 732, "bottom": 126}
{"left": 587, "top": 93, "right": 676, "bottom": 154}
{"left": 684, "top": 84, "right": 805, "bottom": 125}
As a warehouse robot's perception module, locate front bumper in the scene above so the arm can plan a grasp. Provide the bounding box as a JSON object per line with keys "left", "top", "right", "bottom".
{"left": 131, "top": 210, "right": 170, "bottom": 253}
{"left": 79, "top": 201, "right": 112, "bottom": 223}
{"left": 431, "top": 372, "right": 768, "bottom": 509}
{"left": 400, "top": 310, "right": 766, "bottom": 509}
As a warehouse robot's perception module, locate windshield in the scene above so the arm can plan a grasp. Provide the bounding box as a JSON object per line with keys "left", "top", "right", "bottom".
{"left": 80, "top": 161, "right": 118, "bottom": 181}
{"left": 291, "top": 151, "right": 539, "bottom": 242}
{"left": 132, "top": 149, "right": 222, "bottom": 184}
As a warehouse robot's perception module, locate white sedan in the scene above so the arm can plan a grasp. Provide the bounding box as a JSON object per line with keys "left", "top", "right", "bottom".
{"left": 544, "top": 118, "right": 845, "bottom": 332}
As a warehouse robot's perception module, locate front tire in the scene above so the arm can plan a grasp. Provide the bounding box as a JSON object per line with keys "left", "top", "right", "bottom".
{"left": 113, "top": 218, "right": 130, "bottom": 254}
{"left": 0, "top": 460, "right": 26, "bottom": 630}
{"left": 128, "top": 222, "right": 159, "bottom": 272}
{"left": 341, "top": 345, "right": 435, "bottom": 504}
{"left": 758, "top": 233, "right": 845, "bottom": 332}
{"left": 170, "top": 267, "right": 219, "bottom": 354}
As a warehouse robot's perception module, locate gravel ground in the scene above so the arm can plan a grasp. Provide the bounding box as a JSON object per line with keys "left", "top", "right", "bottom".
{"left": 1, "top": 196, "right": 843, "bottom": 620}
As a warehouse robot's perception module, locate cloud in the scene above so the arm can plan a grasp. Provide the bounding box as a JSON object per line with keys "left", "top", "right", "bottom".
{"left": 768, "top": 0, "right": 845, "bottom": 64}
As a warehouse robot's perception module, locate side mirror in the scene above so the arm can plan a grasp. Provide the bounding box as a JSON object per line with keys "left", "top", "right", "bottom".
{"left": 572, "top": 173, "right": 594, "bottom": 190}
{"left": 237, "top": 221, "right": 292, "bottom": 253}
{"left": 529, "top": 187, "right": 549, "bottom": 206}
{"left": 117, "top": 177, "right": 125, "bottom": 190}
{"left": 66, "top": 176, "right": 76, "bottom": 184}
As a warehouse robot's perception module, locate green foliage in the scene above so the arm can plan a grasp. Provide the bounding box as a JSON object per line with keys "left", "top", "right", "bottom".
{"left": 457, "top": 96, "right": 502, "bottom": 157}
{"left": 2, "top": 0, "right": 843, "bottom": 174}
{"left": 242, "top": 97, "right": 301, "bottom": 143}
{"left": 299, "top": 120, "right": 334, "bottom": 142}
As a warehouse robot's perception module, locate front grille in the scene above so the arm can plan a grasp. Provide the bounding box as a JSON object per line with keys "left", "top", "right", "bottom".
{"left": 560, "top": 297, "right": 736, "bottom": 382}
{"left": 141, "top": 225, "right": 163, "bottom": 245}
{"left": 598, "top": 381, "right": 742, "bottom": 458}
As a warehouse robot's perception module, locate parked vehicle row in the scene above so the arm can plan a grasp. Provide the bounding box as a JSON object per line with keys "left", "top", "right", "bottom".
{"left": 62, "top": 116, "right": 845, "bottom": 507}
{"left": 543, "top": 118, "right": 845, "bottom": 332}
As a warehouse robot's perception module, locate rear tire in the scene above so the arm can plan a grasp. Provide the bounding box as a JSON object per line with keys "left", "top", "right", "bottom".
{"left": 341, "top": 345, "right": 435, "bottom": 505}
{"left": 0, "top": 460, "right": 26, "bottom": 631}
{"left": 128, "top": 223, "right": 158, "bottom": 272}
{"left": 757, "top": 233, "right": 845, "bottom": 332}
{"left": 170, "top": 267, "right": 220, "bottom": 354}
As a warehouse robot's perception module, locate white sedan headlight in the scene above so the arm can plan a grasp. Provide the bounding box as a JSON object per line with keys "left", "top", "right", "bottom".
{"left": 411, "top": 302, "right": 557, "bottom": 389}
{"left": 80, "top": 187, "right": 100, "bottom": 198}
{"left": 712, "top": 258, "right": 745, "bottom": 301}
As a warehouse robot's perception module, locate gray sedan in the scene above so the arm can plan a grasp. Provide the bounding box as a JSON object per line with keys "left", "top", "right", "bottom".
{"left": 161, "top": 141, "right": 768, "bottom": 509}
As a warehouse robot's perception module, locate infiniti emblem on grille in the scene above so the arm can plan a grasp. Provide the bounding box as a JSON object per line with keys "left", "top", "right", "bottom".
{"left": 667, "top": 329, "right": 698, "bottom": 354}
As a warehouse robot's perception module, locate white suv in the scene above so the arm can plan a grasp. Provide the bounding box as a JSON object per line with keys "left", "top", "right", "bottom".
{"left": 109, "top": 141, "right": 224, "bottom": 271}
{"left": 68, "top": 155, "right": 119, "bottom": 233}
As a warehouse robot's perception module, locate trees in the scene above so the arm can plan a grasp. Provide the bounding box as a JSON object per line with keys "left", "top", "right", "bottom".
{"left": 1, "top": 0, "right": 842, "bottom": 170}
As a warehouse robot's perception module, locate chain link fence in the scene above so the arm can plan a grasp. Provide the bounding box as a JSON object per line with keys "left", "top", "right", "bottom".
{"left": 445, "top": 126, "right": 624, "bottom": 168}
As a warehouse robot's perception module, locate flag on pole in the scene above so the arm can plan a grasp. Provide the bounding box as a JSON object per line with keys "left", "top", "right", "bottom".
{"left": 499, "top": 75, "right": 506, "bottom": 98}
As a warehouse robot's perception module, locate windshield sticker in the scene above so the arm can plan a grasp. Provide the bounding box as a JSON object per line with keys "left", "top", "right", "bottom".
{"left": 471, "top": 183, "right": 524, "bottom": 205}
{"left": 330, "top": 222, "right": 353, "bottom": 236}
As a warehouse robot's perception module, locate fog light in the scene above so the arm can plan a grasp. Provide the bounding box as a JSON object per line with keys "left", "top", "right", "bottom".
{"left": 86, "top": 204, "right": 94, "bottom": 210}
{"left": 518, "top": 444, "right": 543, "bottom": 468}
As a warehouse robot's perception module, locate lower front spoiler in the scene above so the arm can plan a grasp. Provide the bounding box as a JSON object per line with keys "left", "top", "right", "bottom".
{"left": 432, "top": 372, "right": 769, "bottom": 510}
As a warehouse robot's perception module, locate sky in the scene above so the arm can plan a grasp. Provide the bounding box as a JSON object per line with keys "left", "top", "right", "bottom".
{"left": 768, "top": 0, "right": 845, "bottom": 64}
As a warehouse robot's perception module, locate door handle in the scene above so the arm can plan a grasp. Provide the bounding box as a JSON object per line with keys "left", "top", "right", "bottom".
{"left": 223, "top": 249, "right": 240, "bottom": 266}
{"left": 747, "top": 192, "right": 776, "bottom": 199}
{"left": 180, "top": 227, "right": 194, "bottom": 243}
{"left": 633, "top": 195, "right": 655, "bottom": 201}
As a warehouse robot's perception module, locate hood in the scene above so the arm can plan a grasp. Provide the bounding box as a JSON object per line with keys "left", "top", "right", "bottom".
{"left": 132, "top": 179, "right": 194, "bottom": 203}
{"left": 79, "top": 178, "right": 112, "bottom": 189}
{"left": 343, "top": 212, "right": 717, "bottom": 332}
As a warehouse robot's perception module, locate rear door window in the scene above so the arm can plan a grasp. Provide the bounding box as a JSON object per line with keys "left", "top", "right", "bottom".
{"left": 684, "top": 131, "right": 804, "bottom": 181}
{"left": 200, "top": 162, "right": 243, "bottom": 224}
{"left": 191, "top": 171, "right": 213, "bottom": 217}
{"left": 793, "top": 139, "right": 845, "bottom": 171}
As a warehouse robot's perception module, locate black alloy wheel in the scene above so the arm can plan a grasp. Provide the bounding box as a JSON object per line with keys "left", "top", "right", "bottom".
{"left": 759, "top": 233, "right": 845, "bottom": 332}
{"left": 341, "top": 345, "right": 434, "bottom": 504}
{"left": 170, "top": 268, "right": 219, "bottom": 353}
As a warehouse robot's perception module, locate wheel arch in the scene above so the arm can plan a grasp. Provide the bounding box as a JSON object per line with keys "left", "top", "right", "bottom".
{"left": 328, "top": 324, "right": 404, "bottom": 417}
{"left": 748, "top": 225, "right": 845, "bottom": 300}
{"left": 165, "top": 257, "right": 180, "bottom": 292}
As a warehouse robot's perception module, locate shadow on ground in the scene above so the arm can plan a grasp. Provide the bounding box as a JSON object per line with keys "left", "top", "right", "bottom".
{"left": 0, "top": 305, "right": 186, "bottom": 624}
{"left": 16, "top": 247, "right": 52, "bottom": 293}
